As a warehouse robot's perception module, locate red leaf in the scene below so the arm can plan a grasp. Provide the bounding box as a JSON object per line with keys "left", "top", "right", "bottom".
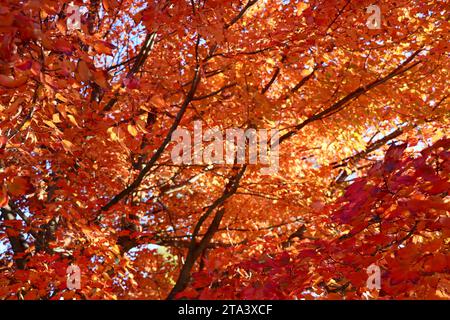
{"left": 15, "top": 60, "right": 33, "bottom": 71}
{"left": 0, "top": 74, "right": 28, "bottom": 88}
{"left": 385, "top": 143, "right": 407, "bottom": 161}
{"left": 0, "top": 184, "right": 9, "bottom": 208}
{"left": 123, "top": 77, "right": 140, "bottom": 89}
{"left": 7, "top": 176, "right": 34, "bottom": 197}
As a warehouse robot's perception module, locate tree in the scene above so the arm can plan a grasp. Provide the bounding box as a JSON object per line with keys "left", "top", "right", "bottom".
{"left": 180, "top": 139, "right": 450, "bottom": 299}
{"left": 0, "top": 0, "right": 448, "bottom": 300}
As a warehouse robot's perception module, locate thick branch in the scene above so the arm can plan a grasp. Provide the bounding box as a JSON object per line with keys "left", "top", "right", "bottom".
{"left": 166, "top": 165, "right": 247, "bottom": 299}
{"left": 101, "top": 61, "right": 201, "bottom": 212}
{"left": 1, "top": 206, "right": 29, "bottom": 269}
{"left": 224, "top": 0, "right": 258, "bottom": 29}
{"left": 279, "top": 49, "right": 423, "bottom": 144}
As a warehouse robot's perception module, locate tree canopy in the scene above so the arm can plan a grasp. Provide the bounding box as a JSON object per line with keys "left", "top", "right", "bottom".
{"left": 0, "top": 0, "right": 449, "bottom": 300}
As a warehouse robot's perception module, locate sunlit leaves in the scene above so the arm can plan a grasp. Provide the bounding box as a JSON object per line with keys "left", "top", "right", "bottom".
{"left": 0, "top": 0, "right": 448, "bottom": 300}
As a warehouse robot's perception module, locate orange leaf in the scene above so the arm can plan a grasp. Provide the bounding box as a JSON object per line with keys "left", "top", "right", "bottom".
{"left": 0, "top": 184, "right": 9, "bottom": 208}
{"left": 7, "top": 176, "right": 34, "bottom": 197}
{"left": 94, "top": 41, "right": 116, "bottom": 56}
{"left": 0, "top": 74, "right": 28, "bottom": 88}
{"left": 102, "top": 0, "right": 119, "bottom": 12}
{"left": 77, "top": 60, "right": 92, "bottom": 82}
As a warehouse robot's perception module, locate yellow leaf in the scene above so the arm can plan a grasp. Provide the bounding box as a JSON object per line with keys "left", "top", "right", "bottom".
{"left": 55, "top": 93, "right": 68, "bottom": 103}
{"left": 110, "top": 245, "right": 121, "bottom": 256}
{"left": 127, "top": 124, "right": 138, "bottom": 137}
{"left": 43, "top": 120, "right": 57, "bottom": 129}
{"left": 150, "top": 95, "right": 165, "bottom": 109}
{"left": 61, "top": 139, "right": 74, "bottom": 152}
{"left": 22, "top": 120, "right": 31, "bottom": 130}
{"left": 107, "top": 127, "right": 117, "bottom": 141}
{"left": 139, "top": 105, "right": 151, "bottom": 112}
{"left": 266, "top": 58, "right": 276, "bottom": 66}
{"left": 67, "top": 114, "right": 80, "bottom": 127}
{"left": 135, "top": 118, "right": 149, "bottom": 133}
{"left": 301, "top": 69, "right": 312, "bottom": 77}
{"left": 52, "top": 113, "right": 62, "bottom": 123}
{"left": 107, "top": 127, "right": 124, "bottom": 141}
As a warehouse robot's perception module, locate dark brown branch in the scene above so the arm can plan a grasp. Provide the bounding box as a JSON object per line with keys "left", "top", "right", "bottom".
{"left": 1, "top": 206, "right": 29, "bottom": 269}
{"left": 102, "top": 32, "right": 157, "bottom": 112}
{"left": 100, "top": 52, "right": 202, "bottom": 212}
{"left": 332, "top": 126, "right": 406, "bottom": 170}
{"left": 7, "top": 82, "right": 39, "bottom": 140}
{"left": 262, "top": 67, "right": 280, "bottom": 94}
{"left": 290, "top": 65, "right": 319, "bottom": 94}
{"left": 192, "top": 83, "right": 236, "bottom": 101}
{"left": 279, "top": 49, "right": 423, "bottom": 144}
{"left": 106, "top": 56, "right": 138, "bottom": 71}
{"left": 167, "top": 165, "right": 247, "bottom": 299}
{"left": 224, "top": 0, "right": 258, "bottom": 29}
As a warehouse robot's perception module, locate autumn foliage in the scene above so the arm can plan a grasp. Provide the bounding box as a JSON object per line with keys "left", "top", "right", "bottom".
{"left": 0, "top": 0, "right": 449, "bottom": 300}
